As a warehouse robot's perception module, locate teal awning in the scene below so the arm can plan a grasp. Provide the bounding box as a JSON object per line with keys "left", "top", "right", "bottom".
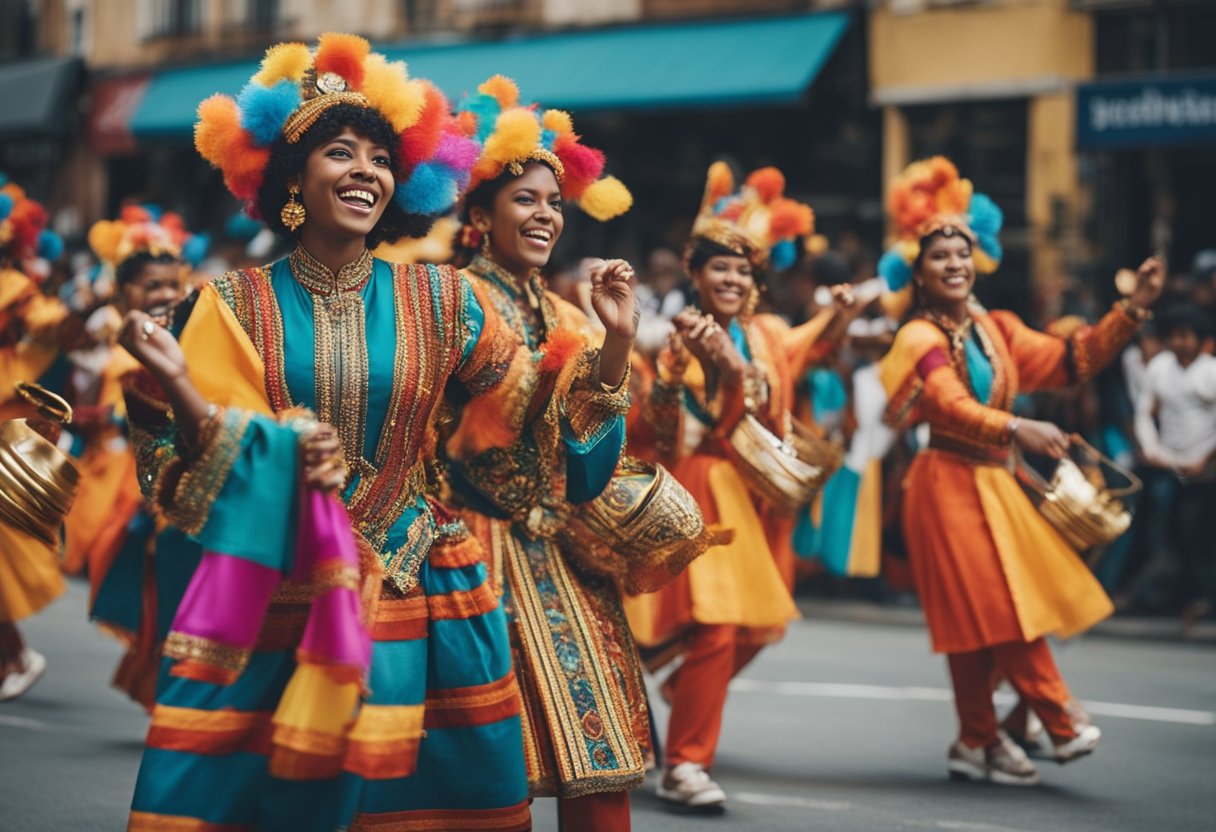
{"left": 129, "top": 12, "right": 849, "bottom": 139}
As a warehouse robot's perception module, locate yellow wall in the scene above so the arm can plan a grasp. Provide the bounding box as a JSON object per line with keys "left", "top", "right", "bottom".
{"left": 871, "top": 0, "right": 1093, "bottom": 102}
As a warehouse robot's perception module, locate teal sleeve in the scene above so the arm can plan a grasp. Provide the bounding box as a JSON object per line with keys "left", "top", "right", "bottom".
{"left": 193, "top": 413, "right": 301, "bottom": 572}
{"left": 459, "top": 277, "right": 485, "bottom": 365}
{"left": 563, "top": 415, "right": 625, "bottom": 504}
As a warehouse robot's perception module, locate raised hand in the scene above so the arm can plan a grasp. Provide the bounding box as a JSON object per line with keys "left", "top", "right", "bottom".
{"left": 1129, "top": 256, "right": 1165, "bottom": 311}
{"left": 1013, "top": 419, "right": 1070, "bottom": 460}
{"left": 118, "top": 310, "right": 188, "bottom": 386}
{"left": 589, "top": 258, "right": 639, "bottom": 342}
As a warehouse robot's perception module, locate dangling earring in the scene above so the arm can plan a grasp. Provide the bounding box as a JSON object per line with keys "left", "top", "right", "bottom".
{"left": 743, "top": 286, "right": 760, "bottom": 320}
{"left": 479, "top": 230, "right": 491, "bottom": 257}
{"left": 281, "top": 184, "right": 306, "bottom": 232}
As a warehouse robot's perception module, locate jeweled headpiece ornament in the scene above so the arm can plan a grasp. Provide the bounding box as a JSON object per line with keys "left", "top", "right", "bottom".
{"left": 194, "top": 33, "right": 478, "bottom": 220}
{"left": 878, "top": 156, "right": 1004, "bottom": 305}
{"left": 688, "top": 162, "right": 815, "bottom": 272}
{"left": 457, "top": 75, "right": 632, "bottom": 221}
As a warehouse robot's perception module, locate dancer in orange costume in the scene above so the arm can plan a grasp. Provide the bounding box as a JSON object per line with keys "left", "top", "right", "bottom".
{"left": 626, "top": 163, "right": 854, "bottom": 811}
{"left": 876, "top": 156, "right": 1163, "bottom": 785}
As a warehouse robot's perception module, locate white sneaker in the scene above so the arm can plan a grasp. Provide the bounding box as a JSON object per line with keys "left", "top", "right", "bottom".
{"left": 657, "top": 762, "right": 727, "bottom": 812}
{"left": 947, "top": 733, "right": 1040, "bottom": 786}
{"left": 0, "top": 649, "right": 46, "bottom": 702}
{"left": 1052, "top": 723, "right": 1101, "bottom": 764}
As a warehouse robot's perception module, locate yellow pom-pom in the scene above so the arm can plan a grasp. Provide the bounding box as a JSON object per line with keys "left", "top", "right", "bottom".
{"left": 252, "top": 42, "right": 311, "bottom": 86}
{"left": 541, "top": 109, "right": 573, "bottom": 135}
{"left": 88, "top": 220, "right": 126, "bottom": 265}
{"left": 478, "top": 75, "right": 519, "bottom": 109}
{"left": 362, "top": 55, "right": 424, "bottom": 132}
{"left": 484, "top": 108, "right": 541, "bottom": 165}
{"left": 578, "top": 176, "right": 632, "bottom": 221}
{"left": 973, "top": 247, "right": 998, "bottom": 275}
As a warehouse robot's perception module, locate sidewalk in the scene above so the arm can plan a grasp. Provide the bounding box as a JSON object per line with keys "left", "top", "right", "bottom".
{"left": 795, "top": 597, "right": 1216, "bottom": 645}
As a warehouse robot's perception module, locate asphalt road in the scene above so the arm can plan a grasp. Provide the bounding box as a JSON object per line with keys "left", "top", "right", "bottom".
{"left": 3, "top": 579, "right": 1213, "bottom": 831}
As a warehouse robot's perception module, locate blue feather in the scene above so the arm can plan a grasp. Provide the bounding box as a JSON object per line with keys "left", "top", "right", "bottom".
{"left": 770, "top": 239, "right": 797, "bottom": 271}
{"left": 967, "top": 192, "right": 1004, "bottom": 265}
{"left": 396, "top": 162, "right": 459, "bottom": 217}
{"left": 238, "top": 80, "right": 301, "bottom": 147}
{"left": 878, "top": 249, "right": 913, "bottom": 291}
{"left": 0, "top": 193, "right": 12, "bottom": 221}
{"left": 37, "top": 230, "right": 64, "bottom": 261}
{"left": 140, "top": 203, "right": 163, "bottom": 221}
{"left": 540, "top": 129, "right": 556, "bottom": 150}
{"left": 181, "top": 233, "right": 210, "bottom": 268}
{"left": 459, "top": 93, "right": 502, "bottom": 144}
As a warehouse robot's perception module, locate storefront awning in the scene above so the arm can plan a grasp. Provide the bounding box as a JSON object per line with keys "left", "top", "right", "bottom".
{"left": 88, "top": 75, "right": 151, "bottom": 156}
{"left": 0, "top": 57, "right": 81, "bottom": 136}
{"left": 129, "top": 12, "right": 850, "bottom": 140}
{"left": 1077, "top": 73, "right": 1216, "bottom": 150}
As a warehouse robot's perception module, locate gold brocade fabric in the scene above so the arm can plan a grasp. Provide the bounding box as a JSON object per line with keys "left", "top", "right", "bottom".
{"left": 453, "top": 257, "right": 650, "bottom": 797}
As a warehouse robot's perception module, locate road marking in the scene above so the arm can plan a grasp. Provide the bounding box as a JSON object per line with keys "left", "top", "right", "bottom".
{"left": 0, "top": 714, "right": 49, "bottom": 730}
{"left": 733, "top": 792, "right": 851, "bottom": 811}
{"left": 934, "top": 821, "right": 1031, "bottom": 832}
{"left": 728, "top": 679, "right": 1216, "bottom": 726}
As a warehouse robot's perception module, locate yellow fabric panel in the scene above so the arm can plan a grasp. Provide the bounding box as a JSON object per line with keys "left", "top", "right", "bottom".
{"left": 0, "top": 520, "right": 64, "bottom": 622}
{"left": 878, "top": 319, "right": 947, "bottom": 398}
{"left": 273, "top": 662, "right": 360, "bottom": 738}
{"left": 974, "top": 465, "right": 1114, "bottom": 641}
{"left": 686, "top": 460, "right": 798, "bottom": 628}
{"left": 848, "top": 458, "right": 883, "bottom": 578}
{"left": 178, "top": 286, "right": 272, "bottom": 415}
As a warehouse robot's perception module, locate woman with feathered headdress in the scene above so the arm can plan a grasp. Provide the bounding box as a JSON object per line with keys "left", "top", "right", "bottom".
{"left": 436, "top": 74, "right": 643, "bottom": 831}
{"left": 624, "top": 162, "right": 857, "bottom": 812}
{"left": 876, "top": 157, "right": 1163, "bottom": 785}
{"left": 115, "top": 35, "right": 533, "bottom": 830}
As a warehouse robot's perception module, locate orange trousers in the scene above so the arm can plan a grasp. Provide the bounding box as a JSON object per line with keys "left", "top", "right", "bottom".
{"left": 557, "top": 790, "right": 630, "bottom": 832}
{"left": 947, "top": 637, "right": 1077, "bottom": 748}
{"left": 665, "top": 624, "right": 764, "bottom": 768}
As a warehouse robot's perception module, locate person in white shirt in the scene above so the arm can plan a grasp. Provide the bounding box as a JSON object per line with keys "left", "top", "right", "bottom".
{"left": 1134, "top": 306, "right": 1216, "bottom": 623}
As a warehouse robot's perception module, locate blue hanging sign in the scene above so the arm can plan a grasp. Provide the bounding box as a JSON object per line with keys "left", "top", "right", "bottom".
{"left": 1077, "top": 74, "right": 1216, "bottom": 150}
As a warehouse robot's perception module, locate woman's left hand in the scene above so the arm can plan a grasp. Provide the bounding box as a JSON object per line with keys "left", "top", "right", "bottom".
{"left": 302, "top": 423, "right": 347, "bottom": 494}
{"left": 589, "top": 258, "right": 639, "bottom": 342}
{"left": 1129, "top": 256, "right": 1165, "bottom": 310}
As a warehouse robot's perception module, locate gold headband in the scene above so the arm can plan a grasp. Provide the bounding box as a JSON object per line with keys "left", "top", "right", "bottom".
{"left": 687, "top": 218, "right": 767, "bottom": 270}
{"left": 505, "top": 148, "right": 567, "bottom": 183}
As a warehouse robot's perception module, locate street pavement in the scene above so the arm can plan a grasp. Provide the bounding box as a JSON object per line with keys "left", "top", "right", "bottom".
{"left": 3, "top": 579, "right": 1214, "bottom": 831}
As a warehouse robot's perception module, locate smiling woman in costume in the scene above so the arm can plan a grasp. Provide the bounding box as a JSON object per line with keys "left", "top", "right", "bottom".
{"left": 117, "top": 35, "right": 531, "bottom": 831}
{"left": 625, "top": 164, "right": 852, "bottom": 812}
{"left": 877, "top": 157, "right": 1163, "bottom": 786}
{"left": 436, "top": 75, "right": 648, "bottom": 832}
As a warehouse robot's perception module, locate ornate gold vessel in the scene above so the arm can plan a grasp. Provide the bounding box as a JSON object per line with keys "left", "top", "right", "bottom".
{"left": 728, "top": 413, "right": 842, "bottom": 513}
{"left": 0, "top": 383, "right": 80, "bottom": 545}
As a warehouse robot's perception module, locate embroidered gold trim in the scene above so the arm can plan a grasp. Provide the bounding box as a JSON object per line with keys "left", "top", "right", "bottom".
{"left": 283, "top": 91, "right": 371, "bottom": 144}
{"left": 289, "top": 246, "right": 373, "bottom": 296}
{"left": 163, "top": 632, "right": 251, "bottom": 673}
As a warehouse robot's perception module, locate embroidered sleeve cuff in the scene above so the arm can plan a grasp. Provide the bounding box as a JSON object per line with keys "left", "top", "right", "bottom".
{"left": 1069, "top": 302, "right": 1143, "bottom": 384}
{"left": 562, "top": 350, "right": 632, "bottom": 446}
{"left": 155, "top": 407, "right": 253, "bottom": 536}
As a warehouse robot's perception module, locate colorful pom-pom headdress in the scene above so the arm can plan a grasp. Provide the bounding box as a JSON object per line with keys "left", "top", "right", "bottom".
{"left": 194, "top": 33, "right": 477, "bottom": 223}
{"left": 688, "top": 162, "right": 815, "bottom": 272}
{"left": 88, "top": 205, "right": 197, "bottom": 272}
{"left": 456, "top": 75, "right": 632, "bottom": 222}
{"left": 877, "top": 156, "right": 1004, "bottom": 302}
{"left": 0, "top": 173, "right": 64, "bottom": 265}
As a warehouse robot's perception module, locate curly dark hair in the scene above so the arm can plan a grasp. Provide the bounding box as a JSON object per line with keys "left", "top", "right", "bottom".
{"left": 116, "top": 251, "right": 179, "bottom": 286}
{"left": 685, "top": 237, "right": 762, "bottom": 278}
{"left": 255, "top": 103, "right": 434, "bottom": 247}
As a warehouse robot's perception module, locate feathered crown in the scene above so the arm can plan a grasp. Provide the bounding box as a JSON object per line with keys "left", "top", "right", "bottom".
{"left": 689, "top": 162, "right": 814, "bottom": 272}
{"left": 88, "top": 205, "right": 203, "bottom": 270}
{"left": 877, "top": 156, "right": 1003, "bottom": 300}
{"left": 456, "top": 75, "right": 632, "bottom": 221}
{"left": 0, "top": 174, "right": 64, "bottom": 264}
{"left": 194, "top": 33, "right": 478, "bottom": 220}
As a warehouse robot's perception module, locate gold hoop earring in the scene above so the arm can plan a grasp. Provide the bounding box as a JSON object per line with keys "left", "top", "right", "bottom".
{"left": 281, "top": 184, "right": 306, "bottom": 232}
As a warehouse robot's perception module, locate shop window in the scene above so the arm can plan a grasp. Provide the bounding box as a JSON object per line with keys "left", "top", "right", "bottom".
{"left": 139, "top": 0, "right": 202, "bottom": 40}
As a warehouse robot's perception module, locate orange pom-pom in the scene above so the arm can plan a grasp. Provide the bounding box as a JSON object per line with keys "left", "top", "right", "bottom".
{"left": 399, "top": 82, "right": 447, "bottom": 168}
{"left": 455, "top": 110, "right": 478, "bottom": 137}
{"left": 768, "top": 199, "right": 814, "bottom": 239}
{"left": 539, "top": 327, "right": 582, "bottom": 373}
{"left": 121, "top": 205, "right": 151, "bottom": 224}
{"left": 702, "top": 162, "right": 734, "bottom": 213}
{"left": 223, "top": 133, "right": 270, "bottom": 202}
{"left": 314, "top": 32, "right": 369, "bottom": 91}
{"left": 745, "top": 167, "right": 785, "bottom": 203}
{"left": 478, "top": 75, "right": 519, "bottom": 110}
{"left": 194, "top": 94, "right": 244, "bottom": 167}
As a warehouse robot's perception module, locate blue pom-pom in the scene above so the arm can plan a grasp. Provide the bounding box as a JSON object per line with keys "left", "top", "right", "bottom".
{"left": 878, "top": 249, "right": 913, "bottom": 291}
{"left": 224, "top": 211, "right": 262, "bottom": 243}
{"left": 967, "top": 192, "right": 1004, "bottom": 265}
{"left": 182, "top": 233, "right": 210, "bottom": 268}
{"left": 540, "top": 129, "right": 557, "bottom": 150}
{"left": 770, "top": 239, "right": 797, "bottom": 271}
{"left": 140, "top": 203, "right": 163, "bottom": 221}
{"left": 396, "top": 162, "right": 459, "bottom": 217}
{"left": 459, "top": 93, "right": 502, "bottom": 144}
{"left": 0, "top": 192, "right": 12, "bottom": 221}
{"left": 37, "top": 229, "right": 64, "bottom": 261}
{"left": 238, "top": 80, "right": 301, "bottom": 147}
